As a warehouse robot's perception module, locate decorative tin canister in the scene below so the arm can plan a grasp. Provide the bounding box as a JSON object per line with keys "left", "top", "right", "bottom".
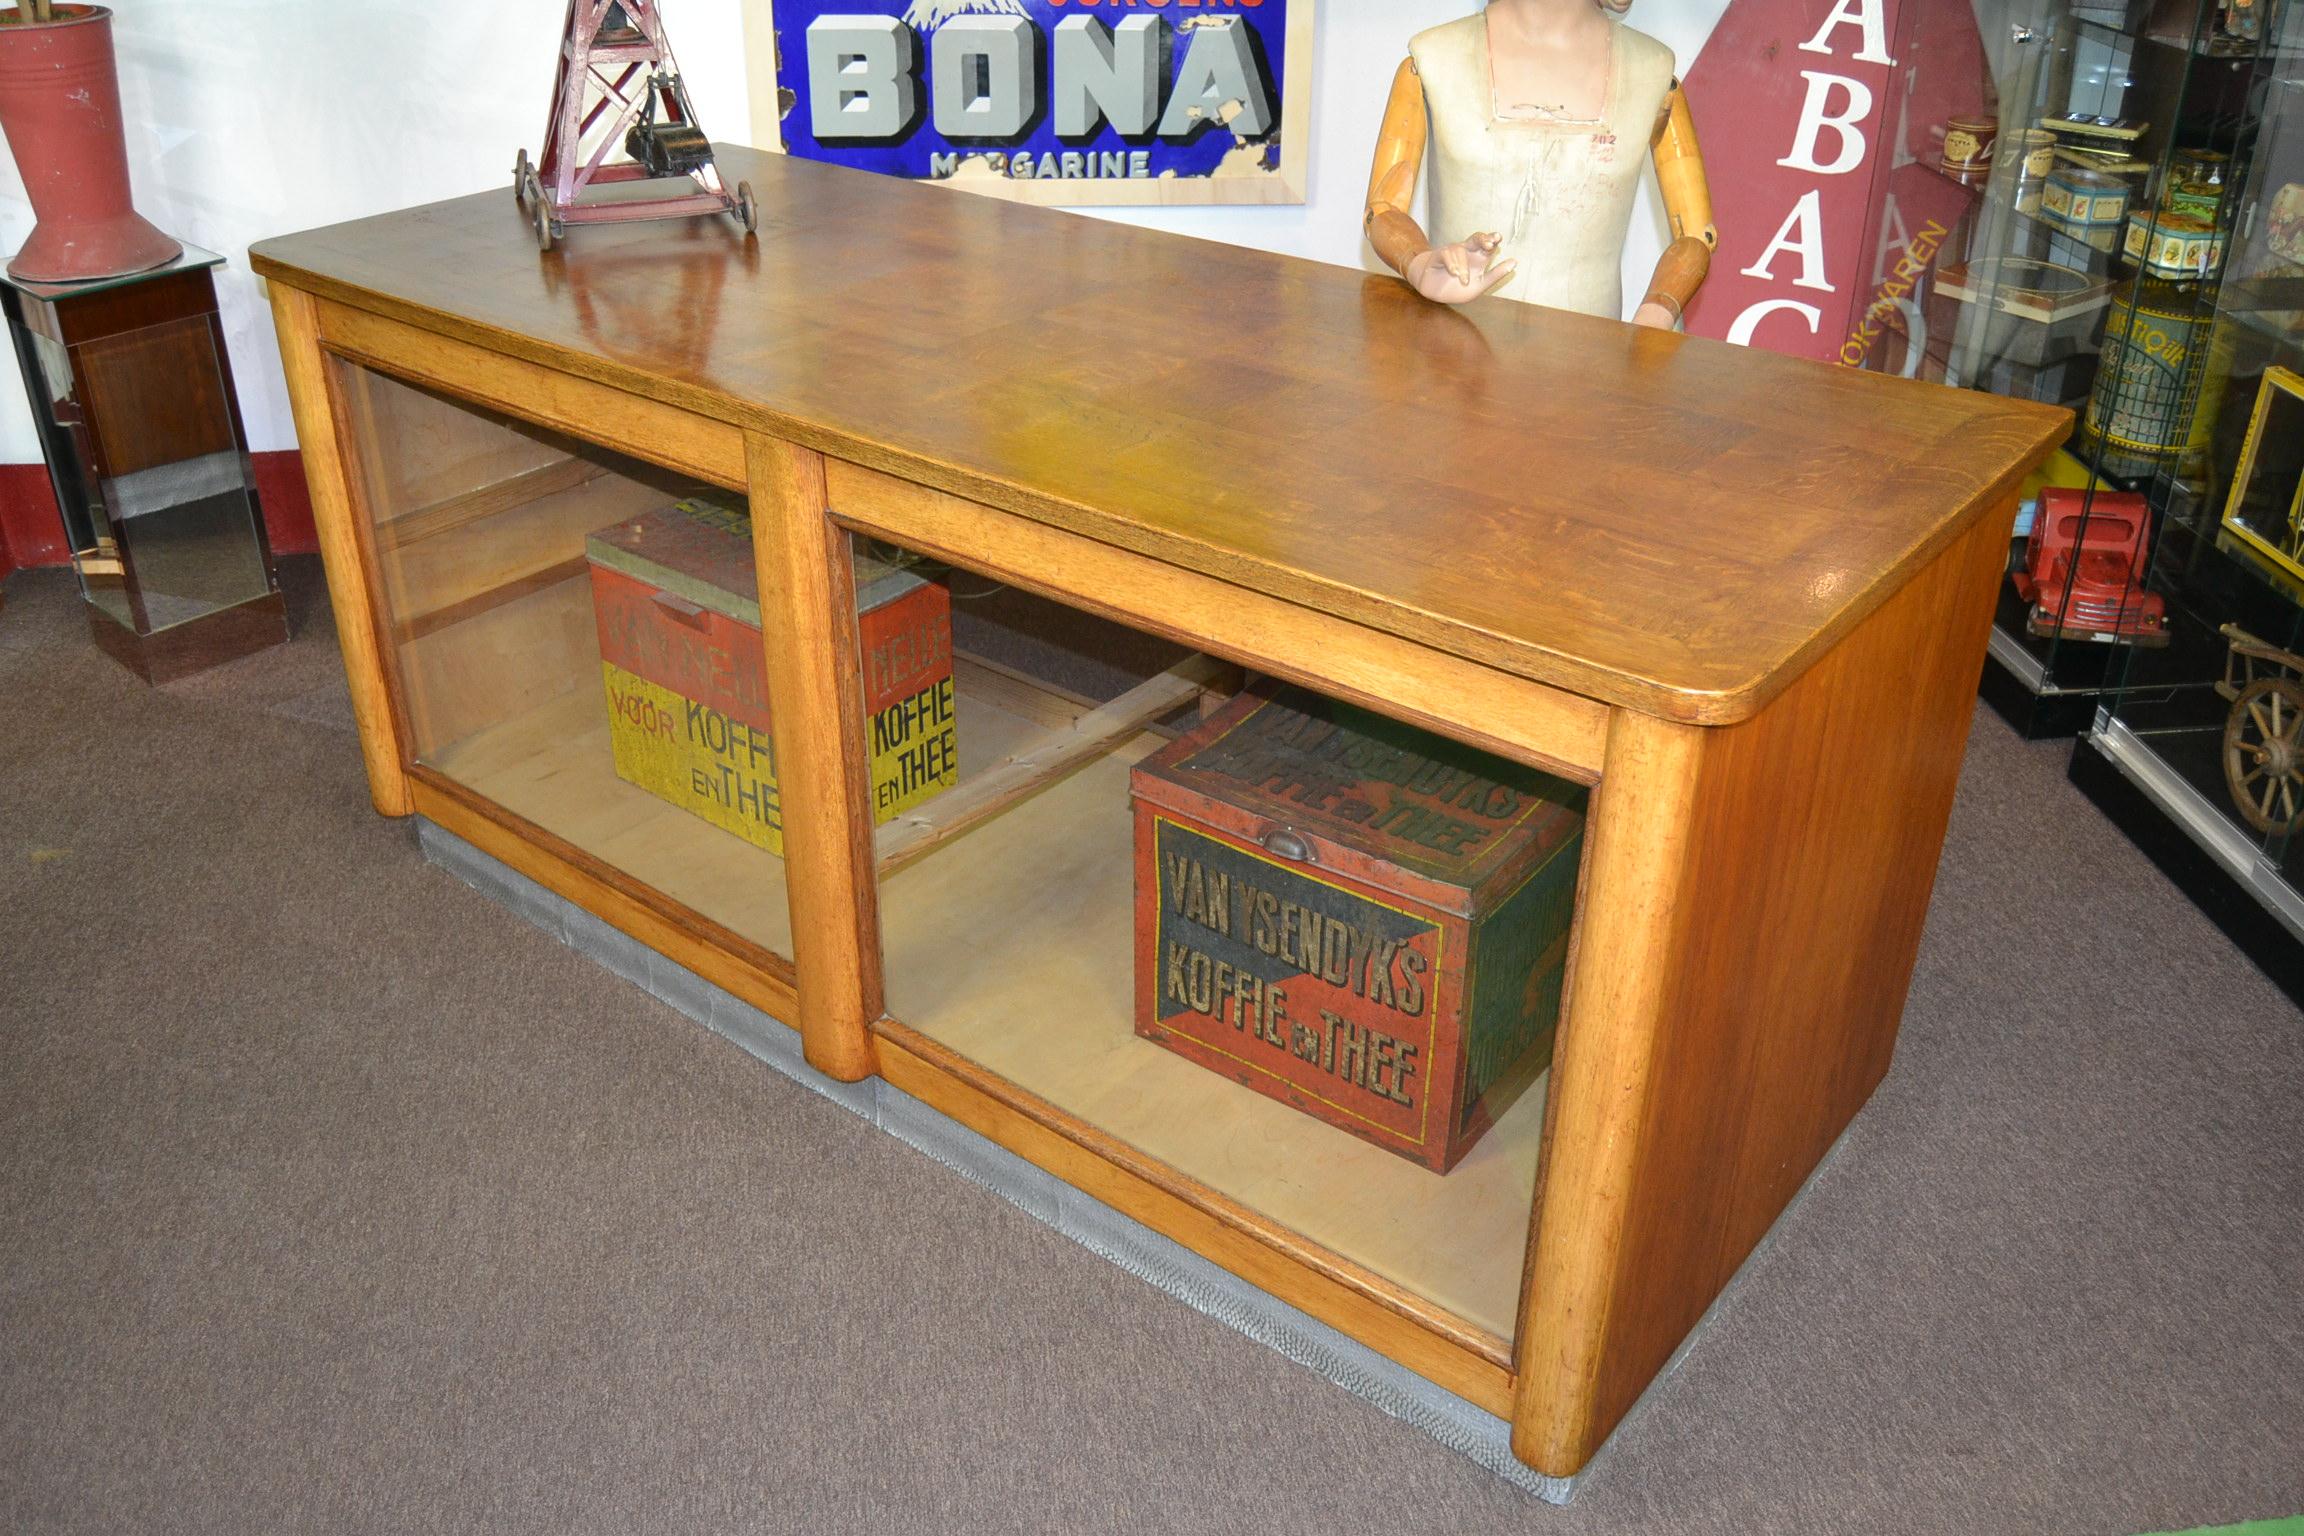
{"left": 2043, "top": 165, "right": 2130, "bottom": 238}
{"left": 2124, "top": 209, "right": 2226, "bottom": 280}
{"left": 2083, "top": 280, "right": 2234, "bottom": 482}
{"left": 1940, "top": 115, "right": 1998, "bottom": 175}
{"left": 2166, "top": 149, "right": 2230, "bottom": 225}
{"left": 1129, "top": 682, "right": 1585, "bottom": 1175}
{"left": 2009, "top": 130, "right": 2058, "bottom": 214}
{"left": 586, "top": 496, "right": 956, "bottom": 854}
{"left": 2014, "top": 128, "right": 2060, "bottom": 179}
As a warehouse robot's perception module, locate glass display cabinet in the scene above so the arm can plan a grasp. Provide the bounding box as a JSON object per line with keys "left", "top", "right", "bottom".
{"left": 249, "top": 145, "right": 2064, "bottom": 1488}
{"left": 319, "top": 342, "right": 1566, "bottom": 1352}
{"left": 2068, "top": 0, "right": 2304, "bottom": 1002}
{"left": 1874, "top": 0, "right": 2279, "bottom": 734}
{"left": 0, "top": 246, "right": 287, "bottom": 680}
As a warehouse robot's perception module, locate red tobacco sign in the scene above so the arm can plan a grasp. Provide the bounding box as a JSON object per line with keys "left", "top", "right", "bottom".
{"left": 1680, "top": 0, "right": 1989, "bottom": 371}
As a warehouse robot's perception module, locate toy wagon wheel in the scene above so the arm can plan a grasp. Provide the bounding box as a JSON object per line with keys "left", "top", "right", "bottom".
{"left": 737, "top": 181, "right": 758, "bottom": 236}
{"left": 2223, "top": 676, "right": 2304, "bottom": 836}
{"left": 513, "top": 148, "right": 533, "bottom": 208}
{"left": 532, "top": 197, "right": 554, "bottom": 253}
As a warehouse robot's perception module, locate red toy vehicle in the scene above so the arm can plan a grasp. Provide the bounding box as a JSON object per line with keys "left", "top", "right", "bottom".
{"left": 2012, "top": 487, "right": 2169, "bottom": 644}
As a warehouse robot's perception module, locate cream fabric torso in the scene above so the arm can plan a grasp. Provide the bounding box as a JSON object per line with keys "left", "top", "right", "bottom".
{"left": 1408, "top": 13, "right": 1675, "bottom": 318}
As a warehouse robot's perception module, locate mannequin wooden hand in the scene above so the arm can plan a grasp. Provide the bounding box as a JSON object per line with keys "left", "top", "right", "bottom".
{"left": 1631, "top": 300, "right": 1677, "bottom": 330}
{"left": 1407, "top": 233, "right": 1520, "bottom": 304}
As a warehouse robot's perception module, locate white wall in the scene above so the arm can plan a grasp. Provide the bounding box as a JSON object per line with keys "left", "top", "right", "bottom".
{"left": 0, "top": 0, "right": 755, "bottom": 462}
{"left": 0, "top": 0, "right": 1737, "bottom": 465}
{"left": 1083, "top": 0, "right": 1733, "bottom": 296}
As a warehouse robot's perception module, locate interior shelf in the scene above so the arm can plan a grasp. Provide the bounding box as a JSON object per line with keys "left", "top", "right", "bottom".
{"left": 426, "top": 671, "right": 801, "bottom": 959}
{"left": 876, "top": 731, "right": 1546, "bottom": 1345}
{"left": 365, "top": 333, "right": 1555, "bottom": 1356}
{"left": 427, "top": 624, "right": 1546, "bottom": 1342}
{"left": 423, "top": 623, "right": 1081, "bottom": 964}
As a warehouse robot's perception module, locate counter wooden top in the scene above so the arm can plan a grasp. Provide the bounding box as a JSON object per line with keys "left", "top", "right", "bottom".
{"left": 252, "top": 146, "right": 2068, "bottom": 725}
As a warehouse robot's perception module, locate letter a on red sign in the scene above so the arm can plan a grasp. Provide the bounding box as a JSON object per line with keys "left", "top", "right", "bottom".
{"left": 1679, "top": 0, "right": 1988, "bottom": 372}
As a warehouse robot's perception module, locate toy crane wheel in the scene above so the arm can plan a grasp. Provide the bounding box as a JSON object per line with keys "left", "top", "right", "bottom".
{"left": 2223, "top": 676, "right": 2304, "bottom": 836}
{"left": 532, "top": 198, "right": 555, "bottom": 253}
{"left": 514, "top": 148, "right": 534, "bottom": 209}
{"left": 737, "top": 181, "right": 758, "bottom": 237}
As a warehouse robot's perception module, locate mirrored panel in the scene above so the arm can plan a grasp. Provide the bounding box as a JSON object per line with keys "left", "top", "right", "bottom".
{"left": 77, "top": 314, "right": 271, "bottom": 634}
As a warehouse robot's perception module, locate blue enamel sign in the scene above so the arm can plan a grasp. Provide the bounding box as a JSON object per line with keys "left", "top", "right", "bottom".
{"left": 768, "top": 1, "right": 1305, "bottom": 201}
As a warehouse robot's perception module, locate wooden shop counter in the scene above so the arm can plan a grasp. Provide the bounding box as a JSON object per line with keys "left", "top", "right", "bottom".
{"left": 252, "top": 146, "right": 2067, "bottom": 1481}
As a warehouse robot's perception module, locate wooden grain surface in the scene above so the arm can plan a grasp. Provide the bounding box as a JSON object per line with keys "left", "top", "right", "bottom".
{"left": 267, "top": 285, "right": 412, "bottom": 817}
{"left": 1512, "top": 501, "right": 2021, "bottom": 1475}
{"left": 76, "top": 319, "right": 238, "bottom": 479}
{"left": 829, "top": 462, "right": 1611, "bottom": 782}
{"left": 748, "top": 435, "right": 883, "bottom": 1083}
{"left": 321, "top": 302, "right": 747, "bottom": 491}
{"left": 251, "top": 147, "right": 2068, "bottom": 724}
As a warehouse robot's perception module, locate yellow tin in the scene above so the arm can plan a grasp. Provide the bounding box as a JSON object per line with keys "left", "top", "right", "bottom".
{"left": 2011, "top": 128, "right": 2058, "bottom": 179}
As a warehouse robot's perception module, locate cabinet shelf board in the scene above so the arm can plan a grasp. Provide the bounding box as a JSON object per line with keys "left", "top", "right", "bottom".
{"left": 422, "top": 662, "right": 1539, "bottom": 1356}
{"left": 876, "top": 739, "right": 1549, "bottom": 1345}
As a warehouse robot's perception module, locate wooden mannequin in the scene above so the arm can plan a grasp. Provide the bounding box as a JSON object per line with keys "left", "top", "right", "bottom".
{"left": 1365, "top": 0, "right": 1716, "bottom": 328}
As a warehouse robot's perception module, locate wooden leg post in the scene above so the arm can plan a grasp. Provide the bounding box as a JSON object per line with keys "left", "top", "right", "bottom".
{"left": 748, "top": 434, "right": 883, "bottom": 1083}
{"left": 1509, "top": 509, "right": 2016, "bottom": 1476}
{"left": 1511, "top": 708, "right": 1703, "bottom": 1474}
{"left": 267, "top": 286, "right": 413, "bottom": 818}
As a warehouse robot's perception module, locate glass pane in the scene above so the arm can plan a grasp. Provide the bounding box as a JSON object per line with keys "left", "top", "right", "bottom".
{"left": 75, "top": 315, "right": 270, "bottom": 633}
{"left": 0, "top": 242, "right": 226, "bottom": 303}
{"left": 860, "top": 535, "right": 1583, "bottom": 1345}
{"left": 2091, "top": 0, "right": 2304, "bottom": 904}
{"left": 1943, "top": 0, "right": 2268, "bottom": 705}
{"left": 339, "top": 361, "right": 793, "bottom": 962}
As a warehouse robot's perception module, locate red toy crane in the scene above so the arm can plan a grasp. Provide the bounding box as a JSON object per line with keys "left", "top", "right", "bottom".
{"left": 514, "top": 0, "right": 757, "bottom": 251}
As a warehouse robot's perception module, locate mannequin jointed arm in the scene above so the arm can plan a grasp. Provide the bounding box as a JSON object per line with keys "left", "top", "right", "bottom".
{"left": 1635, "top": 84, "right": 1716, "bottom": 328}
{"left": 1366, "top": 58, "right": 1519, "bottom": 304}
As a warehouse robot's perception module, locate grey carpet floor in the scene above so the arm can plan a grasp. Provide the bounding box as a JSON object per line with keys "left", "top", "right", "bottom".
{"left": 2, "top": 562, "right": 2298, "bottom": 1536}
